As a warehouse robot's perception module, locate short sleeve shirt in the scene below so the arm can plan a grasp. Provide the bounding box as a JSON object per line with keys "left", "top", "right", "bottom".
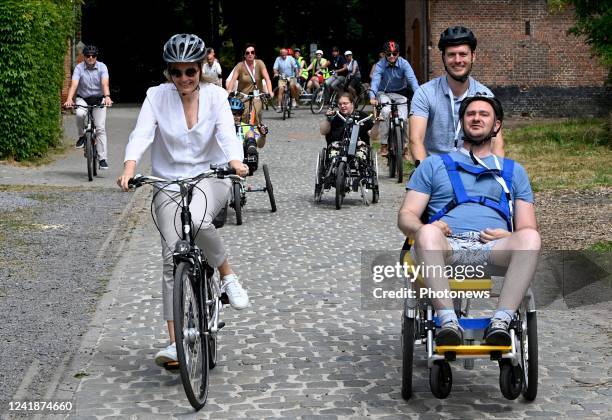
{"left": 72, "top": 61, "right": 109, "bottom": 98}
{"left": 329, "top": 55, "right": 347, "bottom": 72}
{"left": 273, "top": 56, "right": 297, "bottom": 78}
{"left": 234, "top": 59, "right": 266, "bottom": 93}
{"left": 407, "top": 150, "right": 533, "bottom": 234}
{"left": 409, "top": 75, "right": 493, "bottom": 155}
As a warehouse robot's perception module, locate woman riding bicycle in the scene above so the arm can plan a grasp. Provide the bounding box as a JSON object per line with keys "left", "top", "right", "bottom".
{"left": 117, "top": 33, "right": 250, "bottom": 368}
{"left": 226, "top": 43, "right": 273, "bottom": 148}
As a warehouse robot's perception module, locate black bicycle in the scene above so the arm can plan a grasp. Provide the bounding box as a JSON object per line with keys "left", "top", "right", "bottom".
{"left": 314, "top": 112, "right": 379, "bottom": 209}
{"left": 276, "top": 74, "right": 293, "bottom": 120}
{"left": 376, "top": 97, "right": 408, "bottom": 184}
{"left": 128, "top": 166, "right": 242, "bottom": 410}
{"left": 74, "top": 103, "right": 105, "bottom": 181}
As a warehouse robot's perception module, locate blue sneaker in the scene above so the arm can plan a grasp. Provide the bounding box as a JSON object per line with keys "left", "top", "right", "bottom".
{"left": 99, "top": 159, "right": 109, "bottom": 170}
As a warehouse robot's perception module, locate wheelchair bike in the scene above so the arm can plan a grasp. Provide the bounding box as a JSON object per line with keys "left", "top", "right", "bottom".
{"left": 229, "top": 126, "right": 277, "bottom": 225}
{"left": 399, "top": 238, "right": 538, "bottom": 401}
{"left": 314, "top": 111, "right": 379, "bottom": 209}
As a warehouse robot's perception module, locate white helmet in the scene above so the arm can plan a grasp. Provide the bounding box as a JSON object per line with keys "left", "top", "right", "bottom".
{"left": 315, "top": 49, "right": 323, "bottom": 55}
{"left": 344, "top": 50, "right": 352, "bottom": 56}
{"left": 163, "top": 34, "right": 206, "bottom": 63}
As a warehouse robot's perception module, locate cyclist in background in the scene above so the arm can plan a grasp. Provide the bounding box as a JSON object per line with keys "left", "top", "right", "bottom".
{"left": 117, "top": 34, "right": 249, "bottom": 368}
{"left": 63, "top": 45, "right": 113, "bottom": 169}
{"left": 409, "top": 26, "right": 504, "bottom": 165}
{"left": 344, "top": 50, "right": 361, "bottom": 98}
{"left": 226, "top": 43, "right": 273, "bottom": 147}
{"left": 273, "top": 48, "right": 299, "bottom": 110}
{"left": 369, "top": 40, "right": 419, "bottom": 158}
{"left": 306, "top": 49, "right": 329, "bottom": 94}
{"left": 294, "top": 48, "right": 309, "bottom": 91}
{"left": 202, "top": 47, "right": 222, "bottom": 86}
{"left": 324, "top": 46, "right": 348, "bottom": 104}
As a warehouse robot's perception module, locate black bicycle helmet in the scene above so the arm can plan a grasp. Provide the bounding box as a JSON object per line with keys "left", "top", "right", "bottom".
{"left": 228, "top": 97, "right": 245, "bottom": 114}
{"left": 83, "top": 45, "right": 98, "bottom": 56}
{"left": 459, "top": 93, "right": 503, "bottom": 123}
{"left": 438, "top": 26, "right": 477, "bottom": 51}
{"left": 383, "top": 40, "right": 400, "bottom": 53}
{"left": 163, "top": 34, "right": 206, "bottom": 63}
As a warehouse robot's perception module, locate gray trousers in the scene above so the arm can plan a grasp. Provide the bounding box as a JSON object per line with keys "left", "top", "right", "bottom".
{"left": 153, "top": 178, "right": 231, "bottom": 320}
{"left": 75, "top": 97, "right": 108, "bottom": 160}
{"left": 377, "top": 92, "right": 408, "bottom": 145}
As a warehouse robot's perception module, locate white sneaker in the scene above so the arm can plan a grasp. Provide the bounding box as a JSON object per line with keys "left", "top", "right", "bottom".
{"left": 222, "top": 274, "right": 249, "bottom": 309}
{"left": 291, "top": 99, "right": 297, "bottom": 108}
{"left": 155, "top": 342, "right": 177, "bottom": 367}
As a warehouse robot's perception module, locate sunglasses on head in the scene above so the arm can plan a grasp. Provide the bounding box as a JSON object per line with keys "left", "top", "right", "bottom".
{"left": 169, "top": 67, "right": 199, "bottom": 78}
{"left": 85, "top": 54, "right": 97, "bottom": 58}
{"left": 386, "top": 51, "right": 399, "bottom": 57}
{"left": 245, "top": 50, "right": 255, "bottom": 55}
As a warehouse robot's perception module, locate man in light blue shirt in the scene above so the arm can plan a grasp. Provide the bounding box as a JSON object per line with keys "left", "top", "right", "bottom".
{"left": 369, "top": 40, "right": 420, "bottom": 157}
{"left": 63, "top": 45, "right": 113, "bottom": 169}
{"left": 409, "top": 26, "right": 504, "bottom": 166}
{"left": 273, "top": 48, "right": 299, "bottom": 110}
{"left": 399, "top": 95, "right": 538, "bottom": 347}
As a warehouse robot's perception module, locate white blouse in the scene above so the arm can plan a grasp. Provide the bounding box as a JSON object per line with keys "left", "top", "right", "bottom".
{"left": 125, "top": 82, "right": 243, "bottom": 180}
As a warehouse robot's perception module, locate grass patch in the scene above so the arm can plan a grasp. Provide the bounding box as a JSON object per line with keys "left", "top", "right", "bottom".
{"left": 588, "top": 241, "right": 612, "bottom": 252}
{"left": 505, "top": 118, "right": 611, "bottom": 191}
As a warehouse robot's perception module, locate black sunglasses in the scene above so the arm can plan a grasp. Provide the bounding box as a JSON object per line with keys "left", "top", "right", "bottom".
{"left": 85, "top": 54, "right": 97, "bottom": 58}
{"left": 386, "top": 52, "right": 399, "bottom": 57}
{"left": 169, "top": 67, "right": 199, "bottom": 78}
{"left": 245, "top": 50, "right": 255, "bottom": 55}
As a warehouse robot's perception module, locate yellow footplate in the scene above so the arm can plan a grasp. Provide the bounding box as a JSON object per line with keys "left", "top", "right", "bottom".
{"left": 435, "top": 345, "right": 512, "bottom": 355}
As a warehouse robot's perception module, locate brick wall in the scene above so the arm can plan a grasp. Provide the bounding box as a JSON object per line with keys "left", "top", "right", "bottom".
{"left": 408, "top": 0, "right": 611, "bottom": 117}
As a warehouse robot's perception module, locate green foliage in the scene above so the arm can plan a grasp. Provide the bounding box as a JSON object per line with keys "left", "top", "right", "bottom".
{"left": 558, "top": 0, "right": 612, "bottom": 69}
{"left": 0, "top": 0, "right": 76, "bottom": 160}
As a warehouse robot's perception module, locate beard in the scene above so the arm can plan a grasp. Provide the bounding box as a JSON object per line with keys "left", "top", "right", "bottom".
{"left": 445, "top": 61, "right": 473, "bottom": 83}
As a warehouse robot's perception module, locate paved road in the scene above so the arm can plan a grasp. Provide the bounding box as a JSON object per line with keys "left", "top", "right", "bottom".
{"left": 5, "top": 105, "right": 611, "bottom": 418}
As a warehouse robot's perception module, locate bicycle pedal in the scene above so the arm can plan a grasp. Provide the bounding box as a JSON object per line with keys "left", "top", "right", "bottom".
{"left": 217, "top": 321, "right": 226, "bottom": 330}
{"left": 220, "top": 292, "right": 229, "bottom": 305}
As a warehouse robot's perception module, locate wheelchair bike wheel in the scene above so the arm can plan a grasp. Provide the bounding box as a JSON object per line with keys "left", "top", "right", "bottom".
{"left": 521, "top": 311, "right": 538, "bottom": 401}
{"left": 263, "top": 164, "right": 277, "bottom": 212}
{"left": 310, "top": 86, "right": 324, "bottom": 114}
{"left": 314, "top": 149, "right": 326, "bottom": 203}
{"left": 401, "top": 314, "right": 415, "bottom": 400}
{"left": 499, "top": 360, "right": 524, "bottom": 400}
{"left": 430, "top": 361, "right": 452, "bottom": 399}
{"left": 335, "top": 161, "right": 346, "bottom": 210}
{"left": 232, "top": 182, "right": 242, "bottom": 225}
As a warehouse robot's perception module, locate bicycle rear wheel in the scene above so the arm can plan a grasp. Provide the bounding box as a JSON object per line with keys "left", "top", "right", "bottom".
{"left": 85, "top": 132, "right": 94, "bottom": 182}
{"left": 263, "top": 164, "right": 277, "bottom": 212}
{"left": 174, "top": 261, "right": 209, "bottom": 410}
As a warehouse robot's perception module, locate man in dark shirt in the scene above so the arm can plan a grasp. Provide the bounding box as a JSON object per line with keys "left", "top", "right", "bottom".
{"left": 323, "top": 46, "right": 348, "bottom": 104}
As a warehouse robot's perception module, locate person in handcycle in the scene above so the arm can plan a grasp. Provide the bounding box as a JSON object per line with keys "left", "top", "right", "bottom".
{"left": 398, "top": 94, "right": 541, "bottom": 347}
{"left": 229, "top": 97, "right": 261, "bottom": 176}
{"left": 319, "top": 92, "right": 373, "bottom": 164}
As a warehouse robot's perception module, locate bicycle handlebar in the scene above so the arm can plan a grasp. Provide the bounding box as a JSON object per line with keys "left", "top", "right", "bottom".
{"left": 70, "top": 103, "right": 107, "bottom": 109}
{"left": 128, "top": 166, "right": 243, "bottom": 189}
{"left": 333, "top": 111, "right": 373, "bottom": 125}
{"left": 235, "top": 91, "right": 270, "bottom": 100}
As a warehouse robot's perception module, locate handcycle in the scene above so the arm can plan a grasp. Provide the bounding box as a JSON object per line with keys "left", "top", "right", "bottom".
{"left": 72, "top": 103, "right": 106, "bottom": 181}
{"left": 375, "top": 96, "right": 409, "bottom": 184}
{"left": 229, "top": 125, "right": 277, "bottom": 225}
{"left": 128, "top": 165, "right": 243, "bottom": 410}
{"left": 399, "top": 239, "right": 538, "bottom": 401}
{"left": 314, "top": 111, "right": 379, "bottom": 209}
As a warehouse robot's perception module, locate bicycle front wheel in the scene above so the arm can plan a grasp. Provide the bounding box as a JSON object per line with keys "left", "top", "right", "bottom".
{"left": 387, "top": 125, "right": 396, "bottom": 178}
{"left": 263, "top": 164, "right": 277, "bottom": 212}
{"left": 396, "top": 125, "right": 404, "bottom": 184}
{"left": 310, "top": 88, "right": 324, "bottom": 114}
{"left": 174, "top": 261, "right": 209, "bottom": 410}
{"left": 85, "top": 132, "right": 94, "bottom": 182}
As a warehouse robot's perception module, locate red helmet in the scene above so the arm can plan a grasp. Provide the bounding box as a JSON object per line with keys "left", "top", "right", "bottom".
{"left": 383, "top": 40, "right": 400, "bottom": 53}
{"left": 286, "top": 47, "right": 294, "bottom": 56}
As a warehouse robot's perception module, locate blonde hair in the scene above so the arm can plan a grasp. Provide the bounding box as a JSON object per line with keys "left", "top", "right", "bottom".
{"left": 163, "top": 61, "right": 217, "bottom": 84}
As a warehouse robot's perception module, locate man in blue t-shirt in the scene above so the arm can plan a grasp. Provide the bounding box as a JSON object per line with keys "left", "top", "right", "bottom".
{"left": 409, "top": 26, "right": 504, "bottom": 165}
{"left": 398, "top": 95, "right": 540, "bottom": 347}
